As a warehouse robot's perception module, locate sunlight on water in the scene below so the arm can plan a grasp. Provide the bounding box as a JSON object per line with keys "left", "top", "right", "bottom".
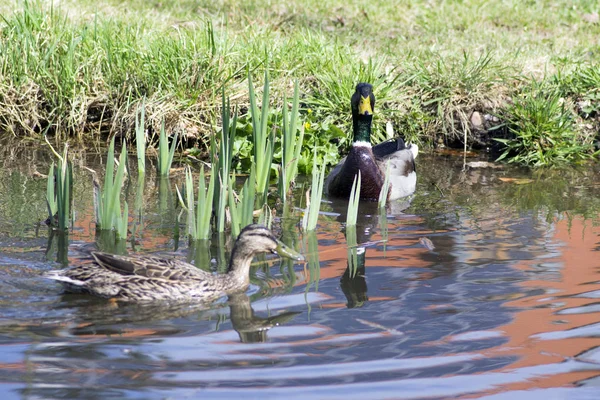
{"left": 0, "top": 150, "right": 599, "bottom": 399}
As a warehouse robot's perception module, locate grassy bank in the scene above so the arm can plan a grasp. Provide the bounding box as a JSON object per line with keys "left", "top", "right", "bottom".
{"left": 1, "top": 0, "right": 599, "bottom": 167}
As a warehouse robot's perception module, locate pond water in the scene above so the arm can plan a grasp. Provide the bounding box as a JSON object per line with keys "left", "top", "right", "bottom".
{"left": 0, "top": 146, "right": 600, "bottom": 399}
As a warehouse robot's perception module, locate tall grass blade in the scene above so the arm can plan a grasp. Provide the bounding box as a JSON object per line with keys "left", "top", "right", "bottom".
{"left": 135, "top": 101, "right": 146, "bottom": 176}
{"left": 279, "top": 80, "right": 304, "bottom": 201}
{"left": 346, "top": 171, "right": 361, "bottom": 226}
{"left": 157, "top": 120, "right": 178, "bottom": 177}
{"left": 378, "top": 161, "right": 391, "bottom": 208}
{"left": 213, "top": 90, "right": 237, "bottom": 232}
{"left": 97, "top": 137, "right": 128, "bottom": 232}
{"left": 248, "top": 70, "right": 275, "bottom": 200}
{"left": 302, "top": 149, "right": 325, "bottom": 231}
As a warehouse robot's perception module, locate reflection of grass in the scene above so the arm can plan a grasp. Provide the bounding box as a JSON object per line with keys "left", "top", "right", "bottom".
{"left": 303, "top": 231, "right": 320, "bottom": 294}
{"left": 345, "top": 225, "right": 359, "bottom": 278}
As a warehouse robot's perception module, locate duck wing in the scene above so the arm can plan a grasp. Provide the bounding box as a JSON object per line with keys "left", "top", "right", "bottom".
{"left": 91, "top": 252, "right": 209, "bottom": 281}
{"left": 372, "top": 137, "right": 407, "bottom": 159}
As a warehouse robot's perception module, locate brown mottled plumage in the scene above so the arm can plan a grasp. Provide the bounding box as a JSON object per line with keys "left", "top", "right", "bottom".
{"left": 44, "top": 225, "right": 304, "bottom": 302}
{"left": 325, "top": 83, "right": 418, "bottom": 201}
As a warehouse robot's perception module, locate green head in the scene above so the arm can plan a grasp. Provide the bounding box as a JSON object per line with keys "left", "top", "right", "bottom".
{"left": 351, "top": 83, "right": 375, "bottom": 143}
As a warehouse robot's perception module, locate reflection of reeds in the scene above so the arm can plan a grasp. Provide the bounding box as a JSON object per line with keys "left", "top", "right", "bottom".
{"left": 303, "top": 230, "right": 320, "bottom": 293}
{"left": 302, "top": 150, "right": 325, "bottom": 231}
{"left": 45, "top": 141, "right": 72, "bottom": 233}
{"left": 346, "top": 224, "right": 359, "bottom": 278}
{"left": 346, "top": 171, "right": 361, "bottom": 226}
{"left": 248, "top": 70, "right": 275, "bottom": 201}
{"left": 279, "top": 80, "right": 304, "bottom": 201}
{"left": 157, "top": 120, "right": 177, "bottom": 177}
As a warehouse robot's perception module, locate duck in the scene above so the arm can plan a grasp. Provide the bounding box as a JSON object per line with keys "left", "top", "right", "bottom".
{"left": 44, "top": 224, "right": 304, "bottom": 302}
{"left": 324, "top": 83, "right": 418, "bottom": 202}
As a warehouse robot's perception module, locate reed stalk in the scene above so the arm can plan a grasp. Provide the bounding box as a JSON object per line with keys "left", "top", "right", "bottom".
{"left": 213, "top": 90, "right": 237, "bottom": 233}
{"left": 378, "top": 160, "right": 391, "bottom": 208}
{"left": 135, "top": 102, "right": 146, "bottom": 176}
{"left": 157, "top": 120, "right": 178, "bottom": 177}
{"left": 279, "top": 80, "right": 304, "bottom": 200}
{"left": 95, "top": 137, "right": 128, "bottom": 237}
{"left": 346, "top": 171, "right": 361, "bottom": 226}
{"left": 301, "top": 149, "right": 325, "bottom": 231}
{"left": 45, "top": 139, "right": 73, "bottom": 233}
{"left": 248, "top": 70, "right": 275, "bottom": 201}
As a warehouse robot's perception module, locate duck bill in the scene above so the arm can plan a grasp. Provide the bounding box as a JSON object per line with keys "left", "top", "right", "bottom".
{"left": 275, "top": 240, "right": 305, "bottom": 262}
{"left": 358, "top": 95, "right": 373, "bottom": 116}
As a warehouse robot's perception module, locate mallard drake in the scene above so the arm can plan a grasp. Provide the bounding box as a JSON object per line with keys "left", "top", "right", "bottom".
{"left": 44, "top": 224, "right": 304, "bottom": 302}
{"left": 324, "top": 83, "right": 418, "bottom": 201}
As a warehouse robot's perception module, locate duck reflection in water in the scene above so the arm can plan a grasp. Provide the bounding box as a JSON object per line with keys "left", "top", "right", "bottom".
{"left": 57, "top": 290, "right": 301, "bottom": 344}
{"left": 229, "top": 293, "right": 300, "bottom": 343}
{"left": 331, "top": 199, "right": 409, "bottom": 309}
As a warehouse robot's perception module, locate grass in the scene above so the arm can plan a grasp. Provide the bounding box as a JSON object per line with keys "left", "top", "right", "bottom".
{"left": 1, "top": 0, "right": 600, "bottom": 167}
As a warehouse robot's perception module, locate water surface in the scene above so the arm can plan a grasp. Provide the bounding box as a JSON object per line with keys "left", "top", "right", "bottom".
{"left": 1, "top": 147, "right": 600, "bottom": 399}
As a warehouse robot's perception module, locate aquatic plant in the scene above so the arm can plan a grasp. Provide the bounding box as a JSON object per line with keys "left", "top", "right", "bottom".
{"left": 213, "top": 90, "right": 237, "bottom": 233}
{"left": 176, "top": 165, "right": 215, "bottom": 241}
{"left": 302, "top": 150, "right": 325, "bottom": 231}
{"left": 248, "top": 70, "right": 276, "bottom": 200}
{"left": 135, "top": 102, "right": 147, "bottom": 176}
{"left": 157, "top": 121, "right": 178, "bottom": 177}
{"left": 228, "top": 166, "right": 256, "bottom": 238}
{"left": 346, "top": 171, "right": 361, "bottom": 226}
{"left": 95, "top": 137, "right": 129, "bottom": 239}
{"left": 378, "top": 161, "right": 391, "bottom": 208}
{"left": 279, "top": 80, "right": 304, "bottom": 200}
{"left": 45, "top": 140, "right": 73, "bottom": 232}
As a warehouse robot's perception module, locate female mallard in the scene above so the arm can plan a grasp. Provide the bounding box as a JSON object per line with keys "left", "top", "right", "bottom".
{"left": 324, "top": 83, "right": 418, "bottom": 201}
{"left": 44, "top": 225, "right": 304, "bottom": 302}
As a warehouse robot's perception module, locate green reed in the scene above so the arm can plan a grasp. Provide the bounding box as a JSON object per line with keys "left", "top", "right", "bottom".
{"left": 346, "top": 171, "right": 361, "bottom": 226}
{"left": 212, "top": 90, "right": 237, "bottom": 233}
{"left": 378, "top": 160, "right": 391, "bottom": 208}
{"left": 301, "top": 149, "right": 325, "bottom": 231}
{"left": 45, "top": 140, "right": 73, "bottom": 232}
{"left": 279, "top": 80, "right": 304, "bottom": 201}
{"left": 248, "top": 70, "right": 275, "bottom": 200}
{"left": 157, "top": 121, "right": 178, "bottom": 177}
{"left": 176, "top": 165, "right": 215, "bottom": 241}
{"left": 228, "top": 166, "right": 256, "bottom": 238}
{"left": 95, "top": 137, "right": 128, "bottom": 238}
{"left": 135, "top": 102, "right": 146, "bottom": 176}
